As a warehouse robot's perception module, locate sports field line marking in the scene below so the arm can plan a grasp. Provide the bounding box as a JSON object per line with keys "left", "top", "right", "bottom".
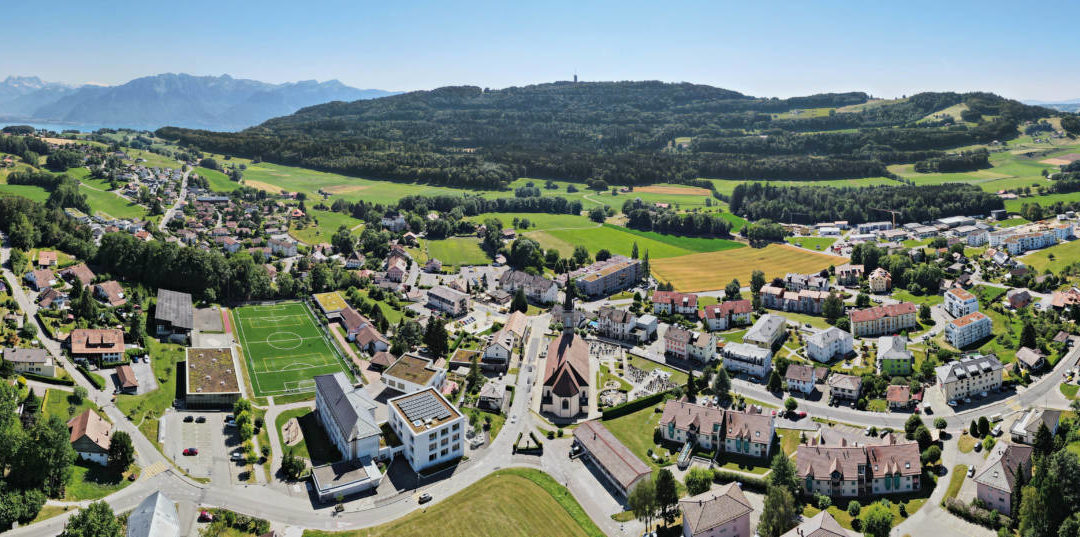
{"left": 232, "top": 308, "right": 263, "bottom": 395}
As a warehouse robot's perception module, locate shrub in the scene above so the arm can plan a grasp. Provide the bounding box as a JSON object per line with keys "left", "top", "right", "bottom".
{"left": 601, "top": 390, "right": 672, "bottom": 420}
{"left": 848, "top": 500, "right": 862, "bottom": 517}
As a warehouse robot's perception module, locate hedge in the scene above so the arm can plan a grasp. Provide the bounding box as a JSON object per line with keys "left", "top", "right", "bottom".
{"left": 713, "top": 470, "right": 768, "bottom": 493}
{"left": 21, "top": 372, "right": 75, "bottom": 386}
{"left": 943, "top": 498, "right": 1010, "bottom": 529}
{"left": 77, "top": 365, "right": 105, "bottom": 389}
{"left": 601, "top": 389, "right": 673, "bottom": 420}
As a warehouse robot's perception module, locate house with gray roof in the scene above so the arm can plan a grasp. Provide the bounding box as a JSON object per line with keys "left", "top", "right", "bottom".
{"left": 743, "top": 314, "right": 787, "bottom": 350}
{"left": 679, "top": 483, "right": 754, "bottom": 537}
{"left": 154, "top": 289, "right": 193, "bottom": 342}
{"left": 314, "top": 372, "right": 381, "bottom": 461}
{"left": 975, "top": 442, "right": 1032, "bottom": 517}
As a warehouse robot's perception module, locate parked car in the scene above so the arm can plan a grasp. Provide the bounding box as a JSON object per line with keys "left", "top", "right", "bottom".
{"left": 992, "top": 425, "right": 1002, "bottom": 437}
{"left": 198, "top": 510, "right": 214, "bottom": 522}
{"left": 947, "top": 400, "right": 957, "bottom": 407}
{"left": 183, "top": 415, "right": 194, "bottom": 423}
{"left": 418, "top": 492, "right": 432, "bottom": 504}
{"left": 195, "top": 416, "right": 206, "bottom": 423}
{"left": 968, "top": 466, "right": 976, "bottom": 477}
{"left": 974, "top": 441, "right": 982, "bottom": 452}
{"left": 796, "top": 411, "right": 807, "bottom": 419}
{"left": 231, "top": 451, "right": 243, "bottom": 461}
{"left": 183, "top": 448, "right": 198, "bottom": 456}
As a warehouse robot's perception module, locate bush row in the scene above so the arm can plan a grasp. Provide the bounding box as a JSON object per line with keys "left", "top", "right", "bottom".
{"left": 601, "top": 389, "right": 672, "bottom": 420}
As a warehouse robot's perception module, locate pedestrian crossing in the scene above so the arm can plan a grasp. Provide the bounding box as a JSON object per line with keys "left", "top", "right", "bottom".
{"left": 141, "top": 461, "right": 169, "bottom": 479}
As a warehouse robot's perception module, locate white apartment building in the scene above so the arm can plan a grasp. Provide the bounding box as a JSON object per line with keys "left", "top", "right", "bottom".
{"left": 946, "top": 311, "right": 993, "bottom": 348}
{"left": 721, "top": 342, "right": 772, "bottom": 378}
{"left": 314, "top": 373, "right": 381, "bottom": 462}
{"left": 805, "top": 326, "right": 854, "bottom": 363}
{"left": 382, "top": 354, "right": 447, "bottom": 394}
{"left": 935, "top": 354, "right": 1004, "bottom": 402}
{"left": 388, "top": 388, "right": 465, "bottom": 472}
{"left": 944, "top": 288, "right": 979, "bottom": 318}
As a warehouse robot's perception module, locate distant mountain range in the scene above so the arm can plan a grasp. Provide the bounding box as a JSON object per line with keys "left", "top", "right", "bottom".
{"left": 0, "top": 73, "right": 397, "bottom": 131}
{"left": 1023, "top": 98, "right": 1080, "bottom": 113}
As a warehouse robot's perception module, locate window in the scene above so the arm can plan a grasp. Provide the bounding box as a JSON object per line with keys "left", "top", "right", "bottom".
{"left": 441, "top": 448, "right": 448, "bottom": 456}
{"left": 429, "top": 453, "right": 436, "bottom": 461}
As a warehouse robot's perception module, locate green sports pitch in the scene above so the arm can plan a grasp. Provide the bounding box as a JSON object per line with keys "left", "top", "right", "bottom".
{"left": 231, "top": 302, "right": 351, "bottom": 396}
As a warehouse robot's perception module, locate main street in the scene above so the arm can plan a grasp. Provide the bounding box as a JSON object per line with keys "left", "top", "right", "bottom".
{"left": 158, "top": 165, "right": 191, "bottom": 232}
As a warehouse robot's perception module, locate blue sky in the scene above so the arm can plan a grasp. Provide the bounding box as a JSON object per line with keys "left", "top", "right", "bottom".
{"left": 4, "top": 0, "right": 1078, "bottom": 100}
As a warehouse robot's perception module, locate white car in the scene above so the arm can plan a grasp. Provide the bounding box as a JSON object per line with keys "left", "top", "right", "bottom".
{"left": 947, "top": 400, "right": 957, "bottom": 407}
{"left": 967, "top": 466, "right": 976, "bottom": 477}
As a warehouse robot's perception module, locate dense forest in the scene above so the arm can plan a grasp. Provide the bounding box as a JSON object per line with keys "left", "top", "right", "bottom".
{"left": 155, "top": 82, "right": 1057, "bottom": 188}
{"left": 729, "top": 182, "right": 1004, "bottom": 225}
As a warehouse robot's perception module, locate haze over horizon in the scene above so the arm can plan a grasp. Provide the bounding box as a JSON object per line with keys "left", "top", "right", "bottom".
{"left": 4, "top": 0, "right": 1079, "bottom": 102}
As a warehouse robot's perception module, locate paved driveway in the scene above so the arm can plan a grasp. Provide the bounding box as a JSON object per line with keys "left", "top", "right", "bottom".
{"left": 130, "top": 359, "right": 158, "bottom": 395}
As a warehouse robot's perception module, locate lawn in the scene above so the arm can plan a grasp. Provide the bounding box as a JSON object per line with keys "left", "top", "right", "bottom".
{"left": 275, "top": 407, "right": 315, "bottom": 461}
{"left": 41, "top": 388, "right": 99, "bottom": 422}
{"left": 892, "top": 289, "right": 943, "bottom": 306}
{"left": 412, "top": 237, "right": 491, "bottom": 269}
{"left": 598, "top": 364, "right": 632, "bottom": 393}
{"left": 232, "top": 302, "right": 353, "bottom": 396}
{"left": 1060, "top": 383, "right": 1078, "bottom": 400}
{"left": 65, "top": 461, "right": 135, "bottom": 501}
{"left": 0, "top": 183, "right": 50, "bottom": 203}
{"left": 527, "top": 224, "right": 742, "bottom": 260}
{"left": 290, "top": 209, "right": 363, "bottom": 245}
{"left": 652, "top": 244, "right": 845, "bottom": 292}
{"left": 461, "top": 407, "right": 507, "bottom": 441}
{"left": 995, "top": 217, "right": 1030, "bottom": 228}
{"left": 602, "top": 403, "right": 667, "bottom": 470}
{"left": 1021, "top": 238, "right": 1080, "bottom": 273}
{"left": 777, "top": 428, "right": 802, "bottom": 456}
{"left": 1005, "top": 191, "right": 1080, "bottom": 212}
{"left": 784, "top": 236, "right": 837, "bottom": 252}
{"left": 301, "top": 468, "right": 604, "bottom": 537}
{"left": 958, "top": 435, "right": 977, "bottom": 453}
{"left": 944, "top": 465, "right": 968, "bottom": 500}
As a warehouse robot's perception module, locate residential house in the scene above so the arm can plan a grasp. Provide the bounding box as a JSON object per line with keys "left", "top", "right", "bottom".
{"left": 702, "top": 300, "right": 752, "bottom": 331}
{"left": 3, "top": 348, "right": 55, "bottom": 377}
{"left": 760, "top": 286, "right": 831, "bottom": 314}
{"left": 37, "top": 287, "right": 68, "bottom": 309}
{"left": 849, "top": 302, "right": 917, "bottom": 338}
{"left": 835, "top": 264, "right": 864, "bottom": 286}
{"left": 944, "top": 288, "right": 979, "bottom": 318}
{"left": 1006, "top": 288, "right": 1032, "bottom": 309}
{"left": 678, "top": 483, "right": 754, "bottom": 537}
{"left": 743, "top": 314, "right": 787, "bottom": 350}
{"left": 868, "top": 267, "right": 892, "bottom": 293}
{"left": 60, "top": 263, "right": 95, "bottom": 287}
{"left": 25, "top": 269, "right": 56, "bottom": 291}
{"left": 573, "top": 420, "right": 652, "bottom": 498}
{"left": 566, "top": 256, "right": 643, "bottom": 298}
{"left": 827, "top": 374, "right": 862, "bottom": 402}
{"left": 720, "top": 342, "right": 772, "bottom": 379}
{"left": 427, "top": 285, "right": 469, "bottom": 316}
{"left": 477, "top": 381, "right": 505, "bottom": 411}
{"left": 689, "top": 332, "right": 717, "bottom": 363}
{"left": 785, "top": 363, "right": 817, "bottom": 395}
{"left": 659, "top": 400, "right": 725, "bottom": 451}
{"left": 498, "top": 270, "right": 559, "bottom": 304}
{"left": 596, "top": 306, "right": 638, "bottom": 342}
{"left": 785, "top": 273, "right": 830, "bottom": 292}
{"left": 664, "top": 326, "right": 693, "bottom": 359}
{"left": 69, "top": 328, "right": 125, "bottom": 363}
{"left": 340, "top": 307, "right": 389, "bottom": 353}
{"left": 975, "top": 443, "right": 1033, "bottom": 517}
{"left": 268, "top": 237, "right": 298, "bottom": 256}
{"left": 116, "top": 364, "right": 138, "bottom": 394}
{"left": 424, "top": 258, "right": 442, "bottom": 273}
{"left": 877, "top": 336, "right": 914, "bottom": 376}
{"left": 935, "top": 354, "right": 1004, "bottom": 402}
{"left": 380, "top": 214, "right": 407, "bottom": 232}
{"left": 946, "top": 311, "right": 992, "bottom": 348}
{"left": 1015, "top": 347, "right": 1046, "bottom": 372}
{"left": 886, "top": 385, "right": 912, "bottom": 410}
{"left": 723, "top": 408, "right": 775, "bottom": 459}
{"left": 779, "top": 511, "right": 855, "bottom": 537}
{"left": 386, "top": 255, "right": 408, "bottom": 282}
{"left": 387, "top": 387, "right": 465, "bottom": 472}
{"left": 1010, "top": 407, "right": 1060, "bottom": 444}
{"left": 94, "top": 281, "right": 127, "bottom": 307}
{"left": 805, "top": 327, "right": 853, "bottom": 363}
{"left": 797, "top": 440, "right": 921, "bottom": 497}
{"left": 67, "top": 409, "right": 112, "bottom": 465}
{"left": 652, "top": 291, "right": 698, "bottom": 316}
{"left": 37, "top": 250, "right": 57, "bottom": 268}
{"left": 345, "top": 252, "right": 366, "bottom": 269}
{"left": 482, "top": 329, "right": 515, "bottom": 371}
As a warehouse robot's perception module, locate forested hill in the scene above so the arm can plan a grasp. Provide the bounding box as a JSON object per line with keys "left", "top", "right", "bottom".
{"left": 156, "top": 81, "right": 1060, "bottom": 189}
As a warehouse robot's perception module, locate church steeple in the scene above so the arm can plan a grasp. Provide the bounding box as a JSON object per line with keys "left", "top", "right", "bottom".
{"left": 563, "top": 283, "right": 576, "bottom": 335}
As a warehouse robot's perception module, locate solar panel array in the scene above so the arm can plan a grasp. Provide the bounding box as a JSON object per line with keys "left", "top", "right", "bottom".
{"left": 398, "top": 391, "right": 452, "bottom": 424}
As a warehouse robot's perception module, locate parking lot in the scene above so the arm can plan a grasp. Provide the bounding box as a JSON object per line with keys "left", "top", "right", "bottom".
{"left": 163, "top": 410, "right": 250, "bottom": 484}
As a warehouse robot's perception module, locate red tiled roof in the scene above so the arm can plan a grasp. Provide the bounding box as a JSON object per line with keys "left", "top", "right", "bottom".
{"left": 69, "top": 329, "right": 124, "bottom": 355}
{"left": 849, "top": 302, "right": 916, "bottom": 324}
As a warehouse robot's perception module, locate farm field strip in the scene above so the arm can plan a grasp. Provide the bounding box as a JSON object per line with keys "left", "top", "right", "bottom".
{"left": 651, "top": 243, "right": 845, "bottom": 292}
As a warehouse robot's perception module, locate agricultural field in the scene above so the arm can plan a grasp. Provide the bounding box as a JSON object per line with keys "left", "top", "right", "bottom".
{"left": 652, "top": 243, "right": 845, "bottom": 292}
{"left": 232, "top": 302, "right": 352, "bottom": 396}
{"left": 289, "top": 209, "right": 363, "bottom": 245}
{"left": 1021, "top": 238, "right": 1080, "bottom": 273}
{"left": 410, "top": 237, "right": 491, "bottom": 269}
{"left": 78, "top": 185, "right": 147, "bottom": 219}
{"left": 302, "top": 469, "right": 603, "bottom": 537}
{"left": 1005, "top": 191, "right": 1080, "bottom": 212}
{"left": 527, "top": 224, "right": 742, "bottom": 260}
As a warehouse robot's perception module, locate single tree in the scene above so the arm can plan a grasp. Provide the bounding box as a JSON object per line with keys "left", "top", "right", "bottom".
{"left": 768, "top": 453, "right": 800, "bottom": 499}
{"left": 684, "top": 467, "right": 713, "bottom": 496}
{"left": 424, "top": 314, "right": 449, "bottom": 359}
{"left": 904, "top": 414, "right": 924, "bottom": 439}
{"left": 978, "top": 416, "right": 990, "bottom": 437}
{"left": 59, "top": 501, "right": 123, "bottom": 537}
{"left": 758, "top": 485, "right": 798, "bottom": 537}
{"left": 510, "top": 288, "right": 528, "bottom": 314}
{"left": 711, "top": 367, "right": 731, "bottom": 401}
{"left": 1033, "top": 421, "right": 1053, "bottom": 459}
{"left": 933, "top": 417, "right": 947, "bottom": 430}
{"left": 859, "top": 503, "right": 894, "bottom": 537}
{"left": 919, "top": 304, "right": 932, "bottom": 323}
{"left": 750, "top": 270, "right": 766, "bottom": 294}
{"left": 784, "top": 397, "right": 797, "bottom": 413}
{"left": 627, "top": 477, "right": 657, "bottom": 530}
{"left": 1020, "top": 321, "right": 1037, "bottom": 349}
{"left": 822, "top": 292, "right": 844, "bottom": 323}
{"left": 107, "top": 431, "right": 135, "bottom": 471}
{"left": 724, "top": 279, "right": 741, "bottom": 301}
{"left": 654, "top": 469, "right": 678, "bottom": 524}
{"left": 969, "top": 419, "right": 979, "bottom": 437}
{"left": 767, "top": 370, "right": 782, "bottom": 392}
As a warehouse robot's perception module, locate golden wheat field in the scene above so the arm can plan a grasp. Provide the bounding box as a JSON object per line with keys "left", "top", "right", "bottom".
{"left": 651, "top": 243, "right": 846, "bottom": 292}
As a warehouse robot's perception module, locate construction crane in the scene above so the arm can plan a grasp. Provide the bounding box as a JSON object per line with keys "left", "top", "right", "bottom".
{"left": 871, "top": 207, "right": 903, "bottom": 227}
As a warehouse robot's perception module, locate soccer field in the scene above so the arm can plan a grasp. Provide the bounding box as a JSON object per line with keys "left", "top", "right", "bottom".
{"left": 231, "top": 302, "right": 351, "bottom": 396}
